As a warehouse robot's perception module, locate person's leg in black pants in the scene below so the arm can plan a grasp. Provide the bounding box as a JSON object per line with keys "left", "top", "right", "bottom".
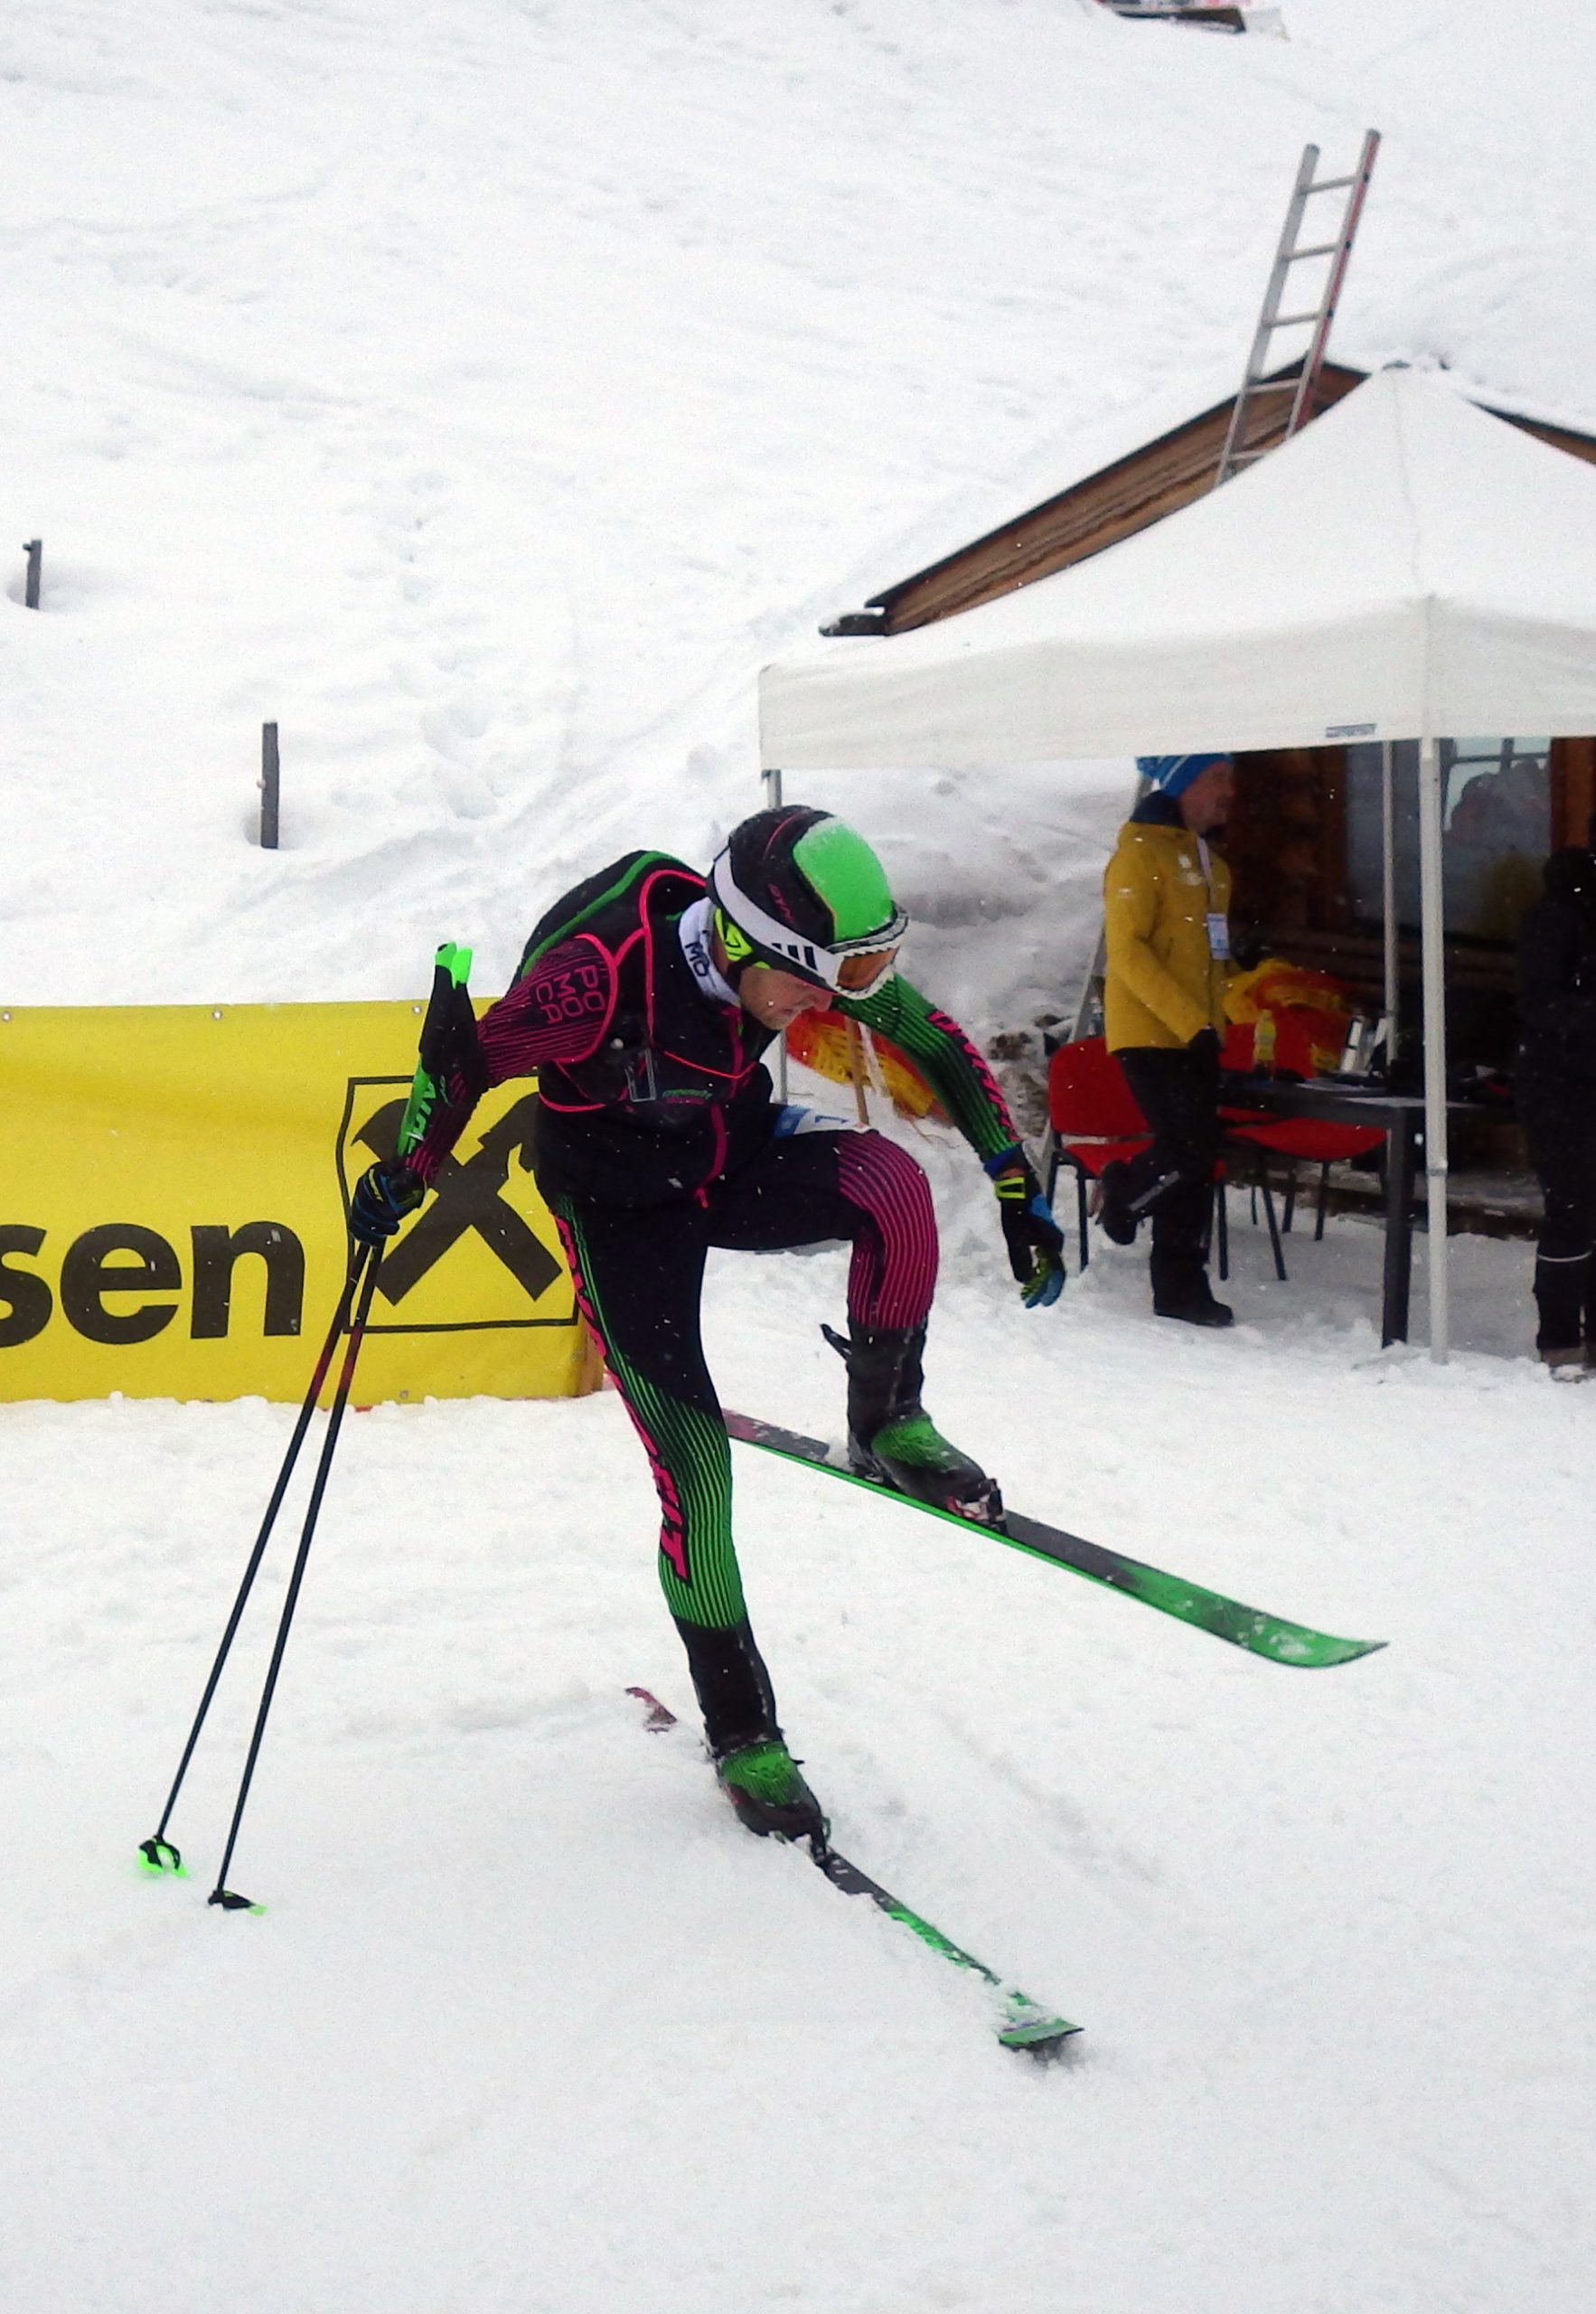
{"left": 1113, "top": 1042, "right": 1227, "bottom": 1321}
{"left": 1520, "top": 1071, "right": 1596, "bottom": 1362}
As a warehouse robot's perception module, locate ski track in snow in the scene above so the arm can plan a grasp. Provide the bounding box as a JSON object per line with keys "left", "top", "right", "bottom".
{"left": 5, "top": 2, "right": 1596, "bottom": 2309}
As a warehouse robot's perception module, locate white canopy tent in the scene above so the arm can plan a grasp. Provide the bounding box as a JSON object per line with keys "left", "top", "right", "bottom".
{"left": 758, "top": 367, "right": 1596, "bottom": 1357}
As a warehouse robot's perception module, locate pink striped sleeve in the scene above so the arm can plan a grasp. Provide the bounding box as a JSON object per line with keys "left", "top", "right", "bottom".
{"left": 409, "top": 936, "right": 615, "bottom": 1181}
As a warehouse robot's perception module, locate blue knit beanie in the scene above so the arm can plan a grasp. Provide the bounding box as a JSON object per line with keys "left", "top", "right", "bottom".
{"left": 1136, "top": 753, "right": 1231, "bottom": 798}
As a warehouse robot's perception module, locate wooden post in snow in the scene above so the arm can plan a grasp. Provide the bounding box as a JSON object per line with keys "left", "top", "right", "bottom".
{"left": 259, "top": 723, "right": 280, "bottom": 850}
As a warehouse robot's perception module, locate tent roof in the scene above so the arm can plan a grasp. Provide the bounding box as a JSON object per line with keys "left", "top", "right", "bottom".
{"left": 758, "top": 368, "right": 1596, "bottom": 770}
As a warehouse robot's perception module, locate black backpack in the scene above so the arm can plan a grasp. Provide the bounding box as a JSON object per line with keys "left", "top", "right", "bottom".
{"left": 517, "top": 851, "right": 706, "bottom": 982}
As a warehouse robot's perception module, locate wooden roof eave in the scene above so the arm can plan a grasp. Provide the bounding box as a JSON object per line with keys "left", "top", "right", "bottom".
{"left": 822, "top": 361, "right": 1366, "bottom": 636}
{"left": 821, "top": 362, "right": 1596, "bottom": 640}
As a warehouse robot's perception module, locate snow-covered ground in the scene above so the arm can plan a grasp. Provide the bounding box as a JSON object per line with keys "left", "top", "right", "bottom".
{"left": 6, "top": 3, "right": 1596, "bottom": 2309}
{"left": 7, "top": 1190, "right": 1596, "bottom": 2312}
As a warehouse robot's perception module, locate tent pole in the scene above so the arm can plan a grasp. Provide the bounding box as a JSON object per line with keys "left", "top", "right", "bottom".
{"left": 1416, "top": 733, "right": 1450, "bottom": 1360}
{"left": 1380, "top": 741, "right": 1398, "bottom": 1037}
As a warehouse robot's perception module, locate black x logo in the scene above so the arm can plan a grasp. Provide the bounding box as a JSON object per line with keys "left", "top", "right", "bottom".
{"left": 355, "top": 1095, "right": 560, "bottom": 1307}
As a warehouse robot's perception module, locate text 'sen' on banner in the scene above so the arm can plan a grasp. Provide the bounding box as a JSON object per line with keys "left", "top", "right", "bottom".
{"left": 0, "top": 1001, "right": 600, "bottom": 1406}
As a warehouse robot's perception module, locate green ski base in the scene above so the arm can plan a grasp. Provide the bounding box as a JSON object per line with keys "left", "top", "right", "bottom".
{"left": 723, "top": 1411, "right": 1385, "bottom": 1670}
{"left": 628, "top": 1688, "right": 1080, "bottom": 2059}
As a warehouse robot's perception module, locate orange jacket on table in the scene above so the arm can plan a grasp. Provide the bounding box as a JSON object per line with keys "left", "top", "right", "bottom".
{"left": 1102, "top": 814, "right": 1233, "bottom": 1053}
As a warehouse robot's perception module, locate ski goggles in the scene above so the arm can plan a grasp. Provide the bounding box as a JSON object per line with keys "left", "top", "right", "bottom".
{"left": 831, "top": 941, "right": 902, "bottom": 993}
{"left": 710, "top": 857, "right": 906, "bottom": 997}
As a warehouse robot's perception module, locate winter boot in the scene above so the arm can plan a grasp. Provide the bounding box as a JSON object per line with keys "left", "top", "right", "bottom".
{"left": 1150, "top": 1242, "right": 1234, "bottom": 1329}
{"left": 1154, "top": 1288, "right": 1235, "bottom": 1329}
{"left": 714, "top": 1736, "right": 828, "bottom": 1843}
{"left": 1535, "top": 1249, "right": 1589, "bottom": 1364}
{"left": 1094, "top": 1159, "right": 1140, "bottom": 1246}
{"left": 832, "top": 1322, "right": 1003, "bottom": 1526}
{"left": 1096, "top": 1159, "right": 1182, "bottom": 1246}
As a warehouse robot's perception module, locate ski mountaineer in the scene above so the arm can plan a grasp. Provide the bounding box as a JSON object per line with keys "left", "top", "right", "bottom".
{"left": 347, "top": 807, "right": 1066, "bottom": 1843}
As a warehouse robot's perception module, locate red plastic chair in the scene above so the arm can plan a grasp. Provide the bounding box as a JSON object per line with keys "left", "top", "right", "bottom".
{"left": 1220, "top": 1017, "right": 1385, "bottom": 1243}
{"left": 1047, "top": 1034, "right": 1300, "bottom": 1281}
{"left": 1044, "top": 1038, "right": 1152, "bottom": 1268}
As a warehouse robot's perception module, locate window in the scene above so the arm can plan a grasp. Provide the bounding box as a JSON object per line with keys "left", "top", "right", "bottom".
{"left": 1345, "top": 738, "right": 1551, "bottom": 942}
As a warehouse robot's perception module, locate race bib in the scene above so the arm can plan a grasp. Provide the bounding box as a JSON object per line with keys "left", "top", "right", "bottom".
{"left": 772, "top": 1104, "right": 855, "bottom": 1138}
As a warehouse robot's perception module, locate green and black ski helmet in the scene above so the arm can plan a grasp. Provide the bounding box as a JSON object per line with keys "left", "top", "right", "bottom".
{"left": 709, "top": 807, "right": 907, "bottom": 996}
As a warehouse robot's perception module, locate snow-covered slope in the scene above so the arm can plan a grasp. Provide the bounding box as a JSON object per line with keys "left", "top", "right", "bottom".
{"left": 5, "top": 6, "right": 1596, "bottom": 2310}
{"left": 6, "top": 0, "right": 1596, "bottom": 1028}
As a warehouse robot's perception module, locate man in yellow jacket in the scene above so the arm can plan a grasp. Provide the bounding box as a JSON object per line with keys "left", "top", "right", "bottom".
{"left": 1099, "top": 752, "right": 1237, "bottom": 1325}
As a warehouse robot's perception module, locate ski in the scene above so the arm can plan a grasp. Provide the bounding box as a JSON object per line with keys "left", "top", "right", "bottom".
{"left": 627, "top": 1688, "right": 1080, "bottom": 2058}
{"left": 723, "top": 1410, "right": 1384, "bottom": 1670}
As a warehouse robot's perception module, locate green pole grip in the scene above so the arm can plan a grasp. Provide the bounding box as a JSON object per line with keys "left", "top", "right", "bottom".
{"left": 396, "top": 941, "right": 474, "bottom": 1162}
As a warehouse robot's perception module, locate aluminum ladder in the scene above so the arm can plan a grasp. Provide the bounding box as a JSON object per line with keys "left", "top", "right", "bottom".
{"left": 1061, "top": 136, "right": 1380, "bottom": 1053}
{"left": 1214, "top": 131, "right": 1380, "bottom": 484}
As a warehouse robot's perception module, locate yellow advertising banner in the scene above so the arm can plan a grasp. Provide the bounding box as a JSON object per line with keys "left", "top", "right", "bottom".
{"left": 0, "top": 1000, "right": 600, "bottom": 1406}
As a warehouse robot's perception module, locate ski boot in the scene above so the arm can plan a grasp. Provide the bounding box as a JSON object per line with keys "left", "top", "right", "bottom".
{"left": 829, "top": 1322, "right": 1003, "bottom": 1528}
{"left": 675, "top": 1613, "right": 829, "bottom": 1843}
{"left": 714, "top": 1736, "right": 828, "bottom": 1843}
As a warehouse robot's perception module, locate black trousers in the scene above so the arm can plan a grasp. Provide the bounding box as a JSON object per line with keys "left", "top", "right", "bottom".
{"left": 1114, "top": 1043, "right": 1222, "bottom": 1310}
{"left": 1519, "top": 1069, "right": 1596, "bottom": 1352}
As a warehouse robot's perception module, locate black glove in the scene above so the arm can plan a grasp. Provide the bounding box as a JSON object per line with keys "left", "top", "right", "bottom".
{"left": 349, "top": 1162, "right": 426, "bottom": 1246}
{"left": 990, "top": 1151, "right": 1066, "bottom": 1309}
{"left": 1187, "top": 1026, "right": 1222, "bottom": 1068}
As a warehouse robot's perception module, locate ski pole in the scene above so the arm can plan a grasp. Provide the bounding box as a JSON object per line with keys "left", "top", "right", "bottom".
{"left": 140, "top": 938, "right": 472, "bottom": 1897}
{"left": 137, "top": 1243, "right": 374, "bottom": 1877}
{"left": 206, "top": 1242, "right": 382, "bottom": 1911}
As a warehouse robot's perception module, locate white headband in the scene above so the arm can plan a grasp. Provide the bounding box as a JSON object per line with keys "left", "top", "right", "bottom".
{"left": 709, "top": 849, "right": 906, "bottom": 992}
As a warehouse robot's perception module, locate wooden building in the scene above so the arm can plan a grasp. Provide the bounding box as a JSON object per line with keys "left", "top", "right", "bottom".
{"left": 824, "top": 362, "right": 1596, "bottom": 1075}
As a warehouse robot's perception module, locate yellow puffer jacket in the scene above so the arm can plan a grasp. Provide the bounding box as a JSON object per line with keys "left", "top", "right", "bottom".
{"left": 1103, "top": 814, "right": 1232, "bottom": 1053}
